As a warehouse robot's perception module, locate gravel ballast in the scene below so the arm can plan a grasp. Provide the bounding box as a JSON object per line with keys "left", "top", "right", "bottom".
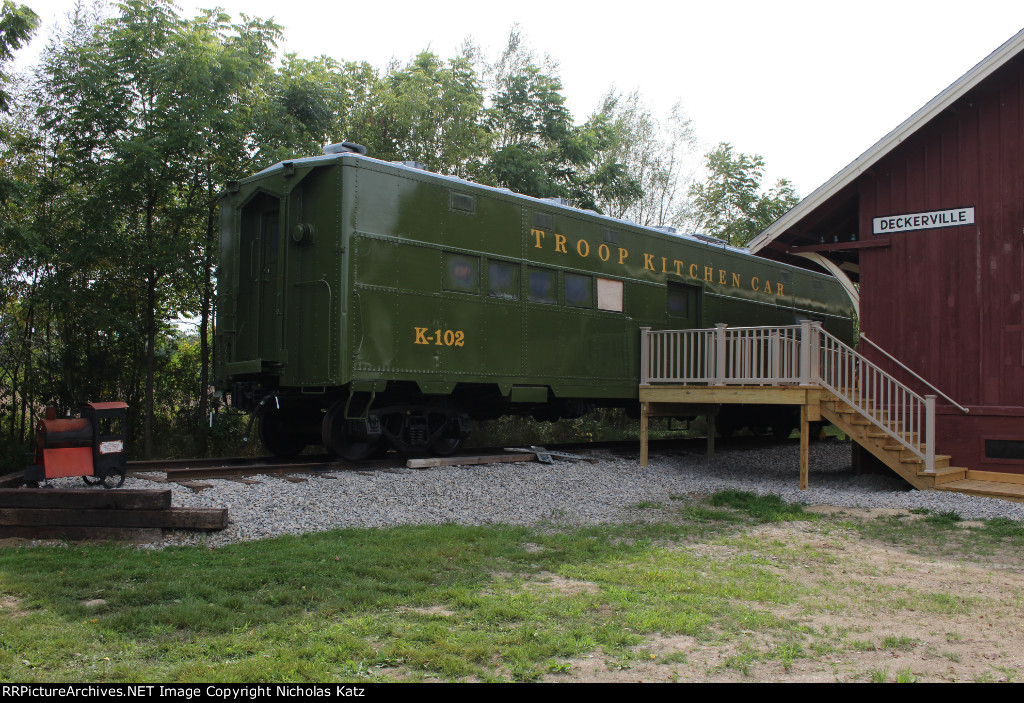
{"left": 104, "top": 441, "right": 1024, "bottom": 549}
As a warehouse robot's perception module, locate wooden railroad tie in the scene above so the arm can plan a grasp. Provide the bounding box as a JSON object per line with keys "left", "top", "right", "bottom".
{"left": 0, "top": 488, "right": 227, "bottom": 539}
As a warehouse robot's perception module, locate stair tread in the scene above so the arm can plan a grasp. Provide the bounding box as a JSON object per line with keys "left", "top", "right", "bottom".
{"left": 902, "top": 459, "right": 951, "bottom": 468}
{"left": 921, "top": 465, "right": 966, "bottom": 476}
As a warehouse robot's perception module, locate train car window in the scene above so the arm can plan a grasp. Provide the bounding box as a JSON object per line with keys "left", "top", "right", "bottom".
{"left": 565, "top": 273, "right": 593, "bottom": 308}
{"left": 527, "top": 267, "right": 557, "bottom": 304}
{"left": 603, "top": 228, "right": 619, "bottom": 244}
{"left": 597, "top": 278, "right": 624, "bottom": 312}
{"left": 533, "top": 212, "right": 553, "bottom": 229}
{"left": 667, "top": 287, "right": 690, "bottom": 317}
{"left": 262, "top": 211, "right": 279, "bottom": 263}
{"left": 443, "top": 253, "right": 480, "bottom": 294}
{"left": 667, "top": 282, "right": 701, "bottom": 325}
{"left": 488, "top": 261, "right": 520, "bottom": 300}
{"left": 450, "top": 191, "right": 476, "bottom": 214}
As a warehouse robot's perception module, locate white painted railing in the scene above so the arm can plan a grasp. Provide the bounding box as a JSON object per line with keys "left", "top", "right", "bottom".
{"left": 640, "top": 321, "right": 936, "bottom": 472}
{"left": 641, "top": 323, "right": 806, "bottom": 385}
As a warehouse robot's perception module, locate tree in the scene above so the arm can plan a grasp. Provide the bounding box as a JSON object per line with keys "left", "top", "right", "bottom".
{"left": 480, "top": 28, "right": 618, "bottom": 205}
{"left": 589, "top": 91, "right": 696, "bottom": 226}
{"left": 0, "top": 0, "right": 37, "bottom": 113}
{"left": 370, "top": 50, "right": 488, "bottom": 176}
{"left": 28, "top": 0, "right": 283, "bottom": 457}
{"left": 686, "top": 142, "right": 800, "bottom": 247}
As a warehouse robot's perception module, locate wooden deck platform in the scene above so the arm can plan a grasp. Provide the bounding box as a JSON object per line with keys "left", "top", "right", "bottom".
{"left": 639, "top": 385, "right": 826, "bottom": 490}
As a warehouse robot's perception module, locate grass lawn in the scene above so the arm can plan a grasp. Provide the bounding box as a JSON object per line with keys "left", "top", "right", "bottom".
{"left": 0, "top": 492, "right": 1021, "bottom": 683}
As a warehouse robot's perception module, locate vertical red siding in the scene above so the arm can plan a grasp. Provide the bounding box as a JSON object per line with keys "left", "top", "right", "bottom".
{"left": 857, "top": 60, "right": 1024, "bottom": 474}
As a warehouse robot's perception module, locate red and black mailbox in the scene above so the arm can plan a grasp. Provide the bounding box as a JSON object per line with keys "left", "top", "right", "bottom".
{"left": 25, "top": 402, "right": 129, "bottom": 488}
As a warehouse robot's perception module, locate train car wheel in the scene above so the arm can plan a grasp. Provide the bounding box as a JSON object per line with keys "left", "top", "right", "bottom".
{"left": 83, "top": 475, "right": 102, "bottom": 486}
{"left": 322, "top": 402, "right": 382, "bottom": 462}
{"left": 260, "top": 411, "right": 307, "bottom": 457}
{"left": 335, "top": 437, "right": 381, "bottom": 461}
{"left": 430, "top": 437, "right": 463, "bottom": 456}
{"left": 772, "top": 421, "right": 796, "bottom": 440}
{"left": 101, "top": 469, "right": 126, "bottom": 489}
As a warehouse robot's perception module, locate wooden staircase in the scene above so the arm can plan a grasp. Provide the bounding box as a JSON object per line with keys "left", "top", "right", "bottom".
{"left": 818, "top": 396, "right": 966, "bottom": 490}
{"left": 819, "top": 395, "right": 1024, "bottom": 501}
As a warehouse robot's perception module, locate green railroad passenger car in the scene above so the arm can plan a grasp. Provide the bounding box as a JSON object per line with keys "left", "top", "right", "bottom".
{"left": 215, "top": 143, "right": 856, "bottom": 459}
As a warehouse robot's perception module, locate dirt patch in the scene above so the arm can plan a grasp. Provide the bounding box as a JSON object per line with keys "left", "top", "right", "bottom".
{"left": 804, "top": 505, "right": 926, "bottom": 521}
{"left": 397, "top": 605, "right": 456, "bottom": 618}
{"left": 0, "top": 596, "right": 25, "bottom": 617}
{"left": 543, "top": 519, "right": 1024, "bottom": 683}
{"left": 486, "top": 570, "right": 600, "bottom": 597}
{"left": 525, "top": 571, "right": 600, "bottom": 596}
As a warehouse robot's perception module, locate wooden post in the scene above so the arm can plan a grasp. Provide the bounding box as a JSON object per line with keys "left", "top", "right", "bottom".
{"left": 799, "top": 403, "right": 809, "bottom": 489}
{"left": 640, "top": 402, "right": 649, "bottom": 467}
{"left": 706, "top": 412, "right": 716, "bottom": 457}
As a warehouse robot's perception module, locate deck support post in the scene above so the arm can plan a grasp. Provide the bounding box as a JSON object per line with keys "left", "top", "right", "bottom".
{"left": 800, "top": 403, "right": 810, "bottom": 489}
{"left": 706, "top": 413, "right": 716, "bottom": 457}
{"left": 640, "top": 402, "right": 649, "bottom": 467}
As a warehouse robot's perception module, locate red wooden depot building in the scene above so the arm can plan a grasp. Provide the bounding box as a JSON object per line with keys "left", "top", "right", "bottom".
{"left": 749, "top": 27, "right": 1024, "bottom": 485}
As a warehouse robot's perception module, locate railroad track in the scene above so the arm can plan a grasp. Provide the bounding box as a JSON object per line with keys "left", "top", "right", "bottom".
{"left": 128, "top": 435, "right": 792, "bottom": 482}
{"left": 128, "top": 454, "right": 382, "bottom": 481}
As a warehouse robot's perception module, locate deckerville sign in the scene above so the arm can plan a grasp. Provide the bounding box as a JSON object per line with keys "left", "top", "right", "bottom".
{"left": 873, "top": 207, "right": 975, "bottom": 235}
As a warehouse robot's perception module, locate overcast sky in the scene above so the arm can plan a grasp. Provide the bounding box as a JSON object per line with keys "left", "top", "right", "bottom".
{"left": 12, "top": 0, "right": 1024, "bottom": 196}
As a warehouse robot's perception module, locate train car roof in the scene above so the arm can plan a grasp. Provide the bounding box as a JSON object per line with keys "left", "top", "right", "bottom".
{"left": 243, "top": 151, "right": 839, "bottom": 281}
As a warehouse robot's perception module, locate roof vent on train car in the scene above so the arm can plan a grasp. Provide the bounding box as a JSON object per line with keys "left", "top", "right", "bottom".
{"left": 392, "top": 161, "right": 429, "bottom": 171}
{"left": 652, "top": 226, "right": 677, "bottom": 234}
{"left": 323, "top": 141, "right": 367, "bottom": 155}
{"left": 541, "top": 197, "right": 571, "bottom": 206}
{"left": 691, "top": 233, "right": 728, "bottom": 246}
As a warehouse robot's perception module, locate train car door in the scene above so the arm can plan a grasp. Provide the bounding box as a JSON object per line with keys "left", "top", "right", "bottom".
{"left": 238, "top": 192, "right": 282, "bottom": 362}
{"left": 667, "top": 282, "right": 702, "bottom": 329}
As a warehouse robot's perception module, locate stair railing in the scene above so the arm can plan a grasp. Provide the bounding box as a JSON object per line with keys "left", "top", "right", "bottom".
{"left": 812, "top": 323, "right": 935, "bottom": 473}
{"left": 858, "top": 333, "right": 968, "bottom": 414}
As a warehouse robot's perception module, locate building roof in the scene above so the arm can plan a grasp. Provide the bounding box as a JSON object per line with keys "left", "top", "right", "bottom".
{"left": 748, "top": 26, "right": 1024, "bottom": 257}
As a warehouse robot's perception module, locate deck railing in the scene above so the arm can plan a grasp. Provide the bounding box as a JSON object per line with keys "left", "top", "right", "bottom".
{"left": 640, "top": 321, "right": 936, "bottom": 472}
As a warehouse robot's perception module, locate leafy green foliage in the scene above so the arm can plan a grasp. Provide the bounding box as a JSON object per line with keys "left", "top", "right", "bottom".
{"left": 687, "top": 142, "right": 800, "bottom": 246}
{"left": 2, "top": 0, "right": 283, "bottom": 457}
{"left": 589, "top": 91, "right": 695, "bottom": 226}
{"left": 709, "top": 490, "right": 812, "bottom": 523}
{"left": 0, "top": 0, "right": 37, "bottom": 112}
{"left": 925, "top": 510, "right": 964, "bottom": 528}
{"left": 479, "top": 29, "right": 631, "bottom": 208}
